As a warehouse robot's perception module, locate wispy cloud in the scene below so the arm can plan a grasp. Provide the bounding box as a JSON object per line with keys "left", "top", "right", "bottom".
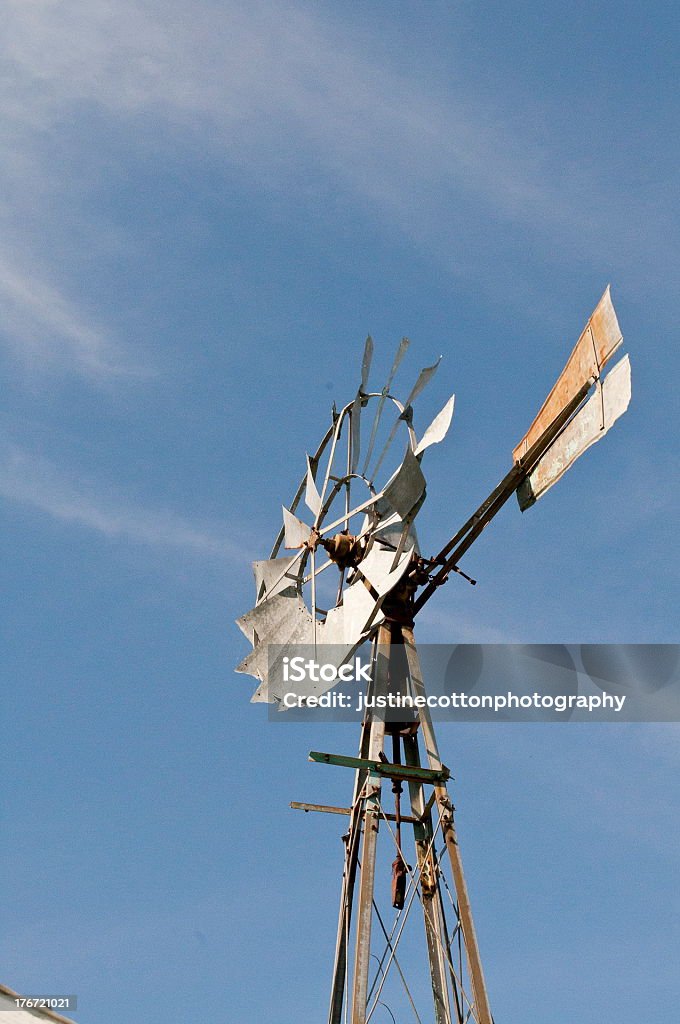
{"left": 0, "top": 441, "right": 238, "bottom": 558}
{"left": 2, "top": 0, "right": 673, "bottom": 348}
{"left": 0, "top": 255, "right": 148, "bottom": 379}
{"left": 0, "top": 1, "right": 567, "bottom": 219}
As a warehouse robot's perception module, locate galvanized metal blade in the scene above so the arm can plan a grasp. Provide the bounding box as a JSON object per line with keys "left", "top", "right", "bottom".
{"left": 247, "top": 601, "right": 367, "bottom": 705}
{"left": 341, "top": 578, "right": 384, "bottom": 644}
{"left": 372, "top": 356, "right": 441, "bottom": 479}
{"left": 253, "top": 555, "right": 300, "bottom": 602}
{"left": 304, "top": 455, "right": 323, "bottom": 519}
{"left": 270, "top": 420, "right": 335, "bottom": 559}
{"left": 414, "top": 394, "right": 455, "bottom": 455}
{"left": 361, "top": 498, "right": 421, "bottom": 555}
{"left": 349, "top": 401, "right": 362, "bottom": 475}
{"left": 235, "top": 644, "right": 270, "bottom": 684}
{"left": 358, "top": 542, "right": 414, "bottom": 597}
{"left": 349, "top": 335, "right": 374, "bottom": 474}
{"left": 382, "top": 447, "right": 427, "bottom": 519}
{"left": 282, "top": 505, "right": 312, "bottom": 548}
{"left": 404, "top": 355, "right": 442, "bottom": 408}
{"left": 360, "top": 334, "right": 374, "bottom": 392}
{"left": 236, "top": 592, "right": 315, "bottom": 702}
{"left": 317, "top": 603, "right": 346, "bottom": 645}
{"left": 236, "top": 590, "right": 312, "bottom": 649}
{"left": 518, "top": 354, "right": 631, "bottom": 510}
{"left": 362, "top": 336, "right": 410, "bottom": 475}
{"left": 268, "top": 640, "right": 360, "bottom": 706}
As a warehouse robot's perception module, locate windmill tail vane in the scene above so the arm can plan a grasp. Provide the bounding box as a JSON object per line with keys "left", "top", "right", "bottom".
{"left": 233, "top": 286, "right": 632, "bottom": 1024}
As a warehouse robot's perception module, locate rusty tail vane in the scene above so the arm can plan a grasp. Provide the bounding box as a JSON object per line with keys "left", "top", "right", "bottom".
{"left": 414, "top": 286, "right": 631, "bottom": 612}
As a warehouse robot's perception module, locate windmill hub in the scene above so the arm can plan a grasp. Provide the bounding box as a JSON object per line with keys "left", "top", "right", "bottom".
{"left": 320, "top": 531, "right": 365, "bottom": 570}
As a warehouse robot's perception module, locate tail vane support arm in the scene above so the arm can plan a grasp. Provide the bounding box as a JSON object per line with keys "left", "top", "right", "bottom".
{"left": 414, "top": 288, "right": 631, "bottom": 615}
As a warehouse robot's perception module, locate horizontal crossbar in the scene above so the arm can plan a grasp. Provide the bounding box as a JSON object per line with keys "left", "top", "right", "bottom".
{"left": 290, "top": 801, "right": 422, "bottom": 824}
{"left": 309, "top": 750, "right": 450, "bottom": 784}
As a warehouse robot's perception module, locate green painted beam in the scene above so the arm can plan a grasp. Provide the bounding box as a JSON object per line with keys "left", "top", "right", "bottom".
{"left": 309, "top": 750, "right": 450, "bottom": 784}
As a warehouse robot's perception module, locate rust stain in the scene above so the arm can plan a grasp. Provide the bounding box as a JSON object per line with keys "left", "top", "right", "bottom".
{"left": 513, "top": 286, "right": 623, "bottom": 463}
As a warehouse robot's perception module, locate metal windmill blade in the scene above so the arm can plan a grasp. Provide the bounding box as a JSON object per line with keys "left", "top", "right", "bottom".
{"left": 349, "top": 334, "right": 374, "bottom": 474}
{"left": 361, "top": 336, "right": 410, "bottom": 475}
{"left": 370, "top": 355, "right": 442, "bottom": 480}
{"left": 234, "top": 336, "right": 455, "bottom": 707}
{"left": 236, "top": 288, "right": 631, "bottom": 697}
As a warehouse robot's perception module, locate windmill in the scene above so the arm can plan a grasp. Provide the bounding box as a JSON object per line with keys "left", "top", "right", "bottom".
{"left": 235, "top": 287, "right": 632, "bottom": 1024}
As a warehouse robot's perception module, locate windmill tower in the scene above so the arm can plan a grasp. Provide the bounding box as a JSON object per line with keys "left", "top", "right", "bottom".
{"left": 236, "top": 287, "right": 632, "bottom": 1023}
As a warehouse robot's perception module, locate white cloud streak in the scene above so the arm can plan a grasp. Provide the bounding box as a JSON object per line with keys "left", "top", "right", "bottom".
{"left": 2, "top": 0, "right": 670, "bottom": 358}
{"left": 0, "top": 255, "right": 147, "bottom": 379}
{"left": 1, "top": 1, "right": 560, "bottom": 217}
{"left": 0, "top": 441, "right": 238, "bottom": 558}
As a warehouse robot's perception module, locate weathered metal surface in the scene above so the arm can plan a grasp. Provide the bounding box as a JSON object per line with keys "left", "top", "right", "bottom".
{"left": 236, "top": 590, "right": 310, "bottom": 647}
{"left": 341, "top": 576, "right": 384, "bottom": 642}
{"left": 305, "top": 455, "right": 322, "bottom": 518}
{"left": 350, "top": 624, "right": 390, "bottom": 1024}
{"left": 270, "top": 420, "right": 335, "bottom": 559}
{"left": 234, "top": 640, "right": 270, "bottom": 685}
{"left": 383, "top": 446, "right": 426, "bottom": 519}
{"left": 237, "top": 587, "right": 311, "bottom": 645}
{"left": 350, "top": 335, "right": 374, "bottom": 473}
{"left": 350, "top": 402, "right": 362, "bottom": 475}
{"left": 358, "top": 541, "right": 414, "bottom": 597}
{"left": 316, "top": 602, "right": 347, "bottom": 645}
{"left": 253, "top": 555, "right": 299, "bottom": 601}
{"left": 282, "top": 505, "right": 312, "bottom": 548}
{"left": 518, "top": 354, "right": 631, "bottom": 510}
{"left": 235, "top": 591, "right": 319, "bottom": 702}
{"left": 391, "top": 855, "right": 408, "bottom": 909}
{"left": 372, "top": 356, "right": 441, "bottom": 479}
{"left": 290, "top": 800, "right": 421, "bottom": 825}
{"left": 512, "top": 286, "right": 623, "bottom": 463}
{"left": 360, "top": 335, "right": 374, "bottom": 390}
{"left": 236, "top": 592, "right": 285, "bottom": 646}
{"left": 362, "top": 336, "right": 410, "bottom": 474}
{"left": 322, "top": 531, "right": 362, "bottom": 570}
{"left": 402, "top": 729, "right": 454, "bottom": 1024}
{"left": 413, "top": 371, "right": 597, "bottom": 614}
{"left": 309, "top": 750, "right": 450, "bottom": 784}
{"left": 405, "top": 355, "right": 442, "bottom": 407}
{"left": 327, "top": 701, "right": 374, "bottom": 1024}
{"left": 363, "top": 496, "right": 421, "bottom": 554}
{"left": 232, "top": 316, "right": 634, "bottom": 1023}
{"left": 415, "top": 393, "right": 455, "bottom": 455}
{"left": 402, "top": 627, "right": 494, "bottom": 1024}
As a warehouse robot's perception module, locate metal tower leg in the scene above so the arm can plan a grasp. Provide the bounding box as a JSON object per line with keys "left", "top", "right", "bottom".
{"left": 327, "top": 705, "right": 372, "bottom": 1024}
{"left": 402, "top": 729, "right": 457, "bottom": 1024}
{"left": 324, "top": 623, "right": 493, "bottom": 1024}
{"left": 350, "top": 624, "right": 390, "bottom": 1024}
{"left": 402, "top": 626, "right": 494, "bottom": 1024}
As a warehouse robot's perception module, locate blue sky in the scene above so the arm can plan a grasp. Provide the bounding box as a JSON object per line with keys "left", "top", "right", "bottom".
{"left": 1, "top": 2, "right": 678, "bottom": 1022}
